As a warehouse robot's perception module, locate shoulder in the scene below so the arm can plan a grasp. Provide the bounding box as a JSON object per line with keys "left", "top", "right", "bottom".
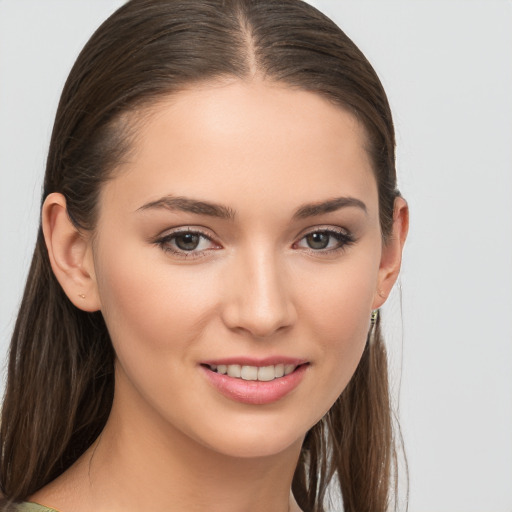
{"left": 0, "top": 502, "right": 60, "bottom": 512}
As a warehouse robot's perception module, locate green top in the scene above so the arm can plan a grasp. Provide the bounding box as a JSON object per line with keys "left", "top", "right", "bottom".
{"left": 8, "top": 503, "right": 59, "bottom": 512}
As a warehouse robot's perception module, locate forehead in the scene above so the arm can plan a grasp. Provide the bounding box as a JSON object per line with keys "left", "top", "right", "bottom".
{"left": 101, "top": 80, "right": 377, "bottom": 220}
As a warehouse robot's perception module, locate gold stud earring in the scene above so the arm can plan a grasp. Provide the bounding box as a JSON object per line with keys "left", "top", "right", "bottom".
{"left": 78, "top": 294, "right": 86, "bottom": 299}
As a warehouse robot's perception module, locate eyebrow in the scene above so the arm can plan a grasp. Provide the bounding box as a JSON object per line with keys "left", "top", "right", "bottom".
{"left": 292, "top": 196, "right": 367, "bottom": 219}
{"left": 137, "top": 195, "right": 366, "bottom": 220}
{"left": 137, "top": 196, "right": 236, "bottom": 220}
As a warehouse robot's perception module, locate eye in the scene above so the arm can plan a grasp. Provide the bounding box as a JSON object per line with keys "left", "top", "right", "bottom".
{"left": 155, "top": 228, "right": 220, "bottom": 258}
{"left": 295, "top": 228, "right": 354, "bottom": 253}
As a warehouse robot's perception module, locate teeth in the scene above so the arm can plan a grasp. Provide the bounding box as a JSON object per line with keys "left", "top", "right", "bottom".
{"left": 209, "top": 363, "right": 298, "bottom": 381}
{"left": 257, "top": 366, "right": 275, "bottom": 381}
{"left": 241, "top": 366, "right": 258, "bottom": 380}
{"left": 227, "top": 364, "right": 241, "bottom": 378}
{"left": 284, "top": 364, "right": 295, "bottom": 375}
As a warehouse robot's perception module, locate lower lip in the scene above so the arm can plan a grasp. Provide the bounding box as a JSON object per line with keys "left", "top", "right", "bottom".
{"left": 201, "top": 364, "right": 308, "bottom": 405}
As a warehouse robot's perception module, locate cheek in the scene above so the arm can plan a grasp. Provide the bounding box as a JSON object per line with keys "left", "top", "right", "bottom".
{"left": 93, "top": 242, "right": 219, "bottom": 364}
{"left": 297, "top": 247, "right": 380, "bottom": 403}
{"left": 92, "top": 245, "right": 228, "bottom": 432}
{"left": 302, "top": 245, "right": 379, "bottom": 334}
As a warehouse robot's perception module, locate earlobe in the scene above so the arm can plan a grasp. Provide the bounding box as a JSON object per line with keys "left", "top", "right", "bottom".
{"left": 372, "top": 196, "right": 409, "bottom": 309}
{"left": 42, "top": 193, "right": 101, "bottom": 312}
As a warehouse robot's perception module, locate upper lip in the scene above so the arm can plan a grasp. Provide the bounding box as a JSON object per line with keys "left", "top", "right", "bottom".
{"left": 200, "top": 356, "right": 308, "bottom": 367}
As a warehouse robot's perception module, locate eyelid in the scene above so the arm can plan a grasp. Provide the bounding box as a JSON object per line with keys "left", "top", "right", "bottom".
{"left": 156, "top": 225, "right": 216, "bottom": 240}
{"left": 297, "top": 224, "right": 351, "bottom": 238}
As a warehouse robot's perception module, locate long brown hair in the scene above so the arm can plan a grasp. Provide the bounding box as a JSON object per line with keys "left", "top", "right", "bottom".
{"left": 0, "top": 1, "right": 405, "bottom": 510}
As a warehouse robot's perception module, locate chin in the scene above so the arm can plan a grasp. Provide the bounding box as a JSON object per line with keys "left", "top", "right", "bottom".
{"left": 180, "top": 407, "right": 321, "bottom": 460}
{"left": 200, "top": 427, "right": 305, "bottom": 460}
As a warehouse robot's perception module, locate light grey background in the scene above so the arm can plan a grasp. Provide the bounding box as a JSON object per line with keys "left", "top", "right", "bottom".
{"left": 1, "top": 1, "right": 511, "bottom": 511}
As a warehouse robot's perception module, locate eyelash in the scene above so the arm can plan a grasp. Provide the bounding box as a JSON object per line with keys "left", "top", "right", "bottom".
{"left": 293, "top": 227, "right": 355, "bottom": 256}
{"left": 155, "top": 228, "right": 219, "bottom": 259}
{"left": 154, "top": 226, "right": 355, "bottom": 260}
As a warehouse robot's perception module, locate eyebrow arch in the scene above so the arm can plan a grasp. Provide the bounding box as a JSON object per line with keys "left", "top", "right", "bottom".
{"left": 293, "top": 196, "right": 367, "bottom": 219}
{"left": 137, "top": 195, "right": 366, "bottom": 221}
{"left": 137, "top": 195, "right": 236, "bottom": 220}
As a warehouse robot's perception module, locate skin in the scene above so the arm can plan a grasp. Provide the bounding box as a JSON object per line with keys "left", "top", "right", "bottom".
{"left": 36, "top": 79, "right": 408, "bottom": 512}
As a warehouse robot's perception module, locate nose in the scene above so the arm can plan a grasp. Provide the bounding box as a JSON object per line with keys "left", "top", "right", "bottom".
{"left": 221, "top": 247, "right": 297, "bottom": 339}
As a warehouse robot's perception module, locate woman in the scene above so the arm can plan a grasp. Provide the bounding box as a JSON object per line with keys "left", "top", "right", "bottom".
{"left": 0, "top": 0, "right": 408, "bottom": 511}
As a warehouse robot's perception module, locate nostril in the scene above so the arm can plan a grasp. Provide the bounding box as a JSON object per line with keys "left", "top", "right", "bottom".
{"left": 222, "top": 300, "right": 296, "bottom": 339}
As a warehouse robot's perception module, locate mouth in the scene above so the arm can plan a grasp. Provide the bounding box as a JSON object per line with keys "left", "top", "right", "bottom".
{"left": 202, "top": 363, "right": 301, "bottom": 381}
{"left": 200, "top": 360, "right": 309, "bottom": 405}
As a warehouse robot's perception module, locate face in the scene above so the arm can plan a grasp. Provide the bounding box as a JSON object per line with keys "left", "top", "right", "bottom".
{"left": 90, "top": 80, "right": 387, "bottom": 458}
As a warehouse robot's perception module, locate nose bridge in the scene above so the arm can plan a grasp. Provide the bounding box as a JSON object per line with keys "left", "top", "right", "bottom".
{"left": 222, "top": 242, "right": 295, "bottom": 338}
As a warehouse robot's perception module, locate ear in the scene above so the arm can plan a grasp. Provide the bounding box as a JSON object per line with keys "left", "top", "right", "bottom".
{"left": 372, "top": 196, "right": 409, "bottom": 309}
{"left": 42, "top": 193, "right": 101, "bottom": 312}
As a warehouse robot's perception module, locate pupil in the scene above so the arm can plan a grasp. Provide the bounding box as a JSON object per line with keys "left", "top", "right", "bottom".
{"left": 176, "top": 233, "right": 200, "bottom": 251}
{"left": 307, "top": 232, "right": 329, "bottom": 249}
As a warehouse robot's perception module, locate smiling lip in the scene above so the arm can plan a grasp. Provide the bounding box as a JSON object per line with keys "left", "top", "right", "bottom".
{"left": 200, "top": 357, "right": 309, "bottom": 405}
{"left": 202, "top": 356, "right": 307, "bottom": 367}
